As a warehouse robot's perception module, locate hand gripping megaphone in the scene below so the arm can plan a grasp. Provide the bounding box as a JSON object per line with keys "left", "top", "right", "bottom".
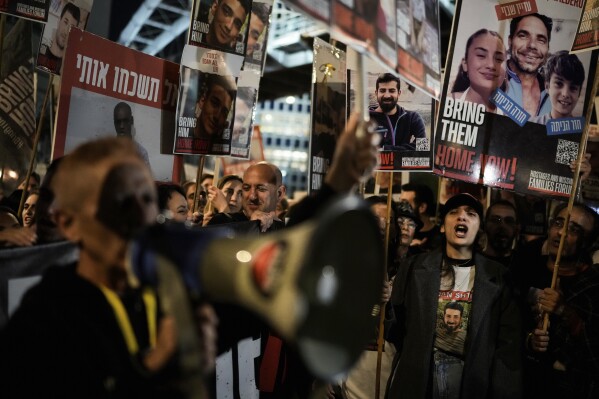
{"left": 130, "top": 195, "right": 384, "bottom": 387}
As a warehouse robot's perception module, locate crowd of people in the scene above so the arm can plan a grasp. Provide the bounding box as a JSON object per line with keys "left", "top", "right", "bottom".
{"left": 0, "top": 107, "right": 597, "bottom": 399}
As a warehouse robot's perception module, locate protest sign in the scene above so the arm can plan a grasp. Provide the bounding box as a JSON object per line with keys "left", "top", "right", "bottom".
{"left": 0, "top": 0, "right": 50, "bottom": 22}
{"left": 310, "top": 38, "right": 347, "bottom": 192}
{"left": 54, "top": 29, "right": 178, "bottom": 181}
{"left": 348, "top": 51, "right": 434, "bottom": 172}
{"left": 221, "top": 125, "right": 265, "bottom": 176}
{"left": 242, "top": 0, "right": 273, "bottom": 74}
{"left": 37, "top": 0, "right": 93, "bottom": 75}
{"left": 175, "top": 46, "right": 239, "bottom": 156}
{"left": 189, "top": 0, "right": 250, "bottom": 57}
{"left": 434, "top": 0, "right": 595, "bottom": 199}
{"left": 395, "top": 0, "right": 442, "bottom": 99}
{"left": 571, "top": 0, "right": 599, "bottom": 53}
{"left": 0, "top": 18, "right": 34, "bottom": 195}
{"left": 230, "top": 70, "right": 260, "bottom": 159}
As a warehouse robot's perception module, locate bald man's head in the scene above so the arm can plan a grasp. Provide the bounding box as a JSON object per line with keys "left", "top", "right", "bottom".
{"left": 241, "top": 162, "right": 285, "bottom": 216}
{"left": 114, "top": 102, "right": 134, "bottom": 137}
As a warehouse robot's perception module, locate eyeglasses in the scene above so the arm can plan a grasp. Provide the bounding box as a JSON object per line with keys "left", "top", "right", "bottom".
{"left": 487, "top": 215, "right": 517, "bottom": 227}
{"left": 549, "top": 217, "right": 585, "bottom": 236}
{"left": 397, "top": 217, "right": 417, "bottom": 230}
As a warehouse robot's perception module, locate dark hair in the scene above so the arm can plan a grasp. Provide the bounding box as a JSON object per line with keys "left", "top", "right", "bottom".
{"left": 485, "top": 199, "right": 519, "bottom": 222}
{"left": 376, "top": 73, "right": 400, "bottom": 91}
{"left": 452, "top": 29, "right": 506, "bottom": 93}
{"left": 28, "top": 172, "right": 41, "bottom": 186}
{"left": 156, "top": 183, "right": 186, "bottom": 211}
{"left": 444, "top": 301, "right": 464, "bottom": 315}
{"left": 217, "top": 174, "right": 243, "bottom": 189}
{"left": 401, "top": 183, "right": 435, "bottom": 216}
{"left": 552, "top": 202, "right": 599, "bottom": 250}
{"left": 182, "top": 180, "right": 197, "bottom": 194}
{"left": 61, "top": 2, "right": 81, "bottom": 24}
{"left": 237, "top": 0, "right": 252, "bottom": 16}
{"left": 509, "top": 13, "right": 553, "bottom": 42}
{"left": 542, "top": 50, "right": 585, "bottom": 88}
{"left": 35, "top": 158, "right": 63, "bottom": 243}
{"left": 203, "top": 74, "right": 236, "bottom": 102}
{"left": 252, "top": 2, "right": 270, "bottom": 25}
{"left": 200, "top": 174, "right": 214, "bottom": 184}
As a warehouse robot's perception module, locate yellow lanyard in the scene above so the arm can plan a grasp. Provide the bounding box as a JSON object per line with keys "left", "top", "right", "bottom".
{"left": 99, "top": 285, "right": 157, "bottom": 355}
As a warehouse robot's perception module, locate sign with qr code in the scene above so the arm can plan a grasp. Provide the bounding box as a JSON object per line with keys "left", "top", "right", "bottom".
{"left": 434, "top": 0, "right": 598, "bottom": 200}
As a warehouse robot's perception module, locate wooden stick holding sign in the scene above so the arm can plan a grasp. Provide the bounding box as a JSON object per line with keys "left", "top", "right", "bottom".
{"left": 192, "top": 155, "right": 206, "bottom": 215}
{"left": 542, "top": 66, "right": 599, "bottom": 332}
{"left": 203, "top": 158, "right": 220, "bottom": 215}
{"left": 375, "top": 172, "right": 393, "bottom": 399}
{"left": 18, "top": 75, "right": 54, "bottom": 219}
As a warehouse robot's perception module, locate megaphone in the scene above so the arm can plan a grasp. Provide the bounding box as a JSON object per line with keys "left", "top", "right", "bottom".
{"left": 130, "top": 195, "right": 384, "bottom": 389}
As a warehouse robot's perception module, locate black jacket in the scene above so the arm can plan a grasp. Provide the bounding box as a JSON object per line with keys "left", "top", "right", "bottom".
{"left": 369, "top": 105, "right": 426, "bottom": 151}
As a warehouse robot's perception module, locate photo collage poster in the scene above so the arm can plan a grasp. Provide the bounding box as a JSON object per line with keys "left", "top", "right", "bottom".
{"left": 434, "top": 0, "right": 596, "bottom": 200}
{"left": 54, "top": 29, "right": 178, "bottom": 181}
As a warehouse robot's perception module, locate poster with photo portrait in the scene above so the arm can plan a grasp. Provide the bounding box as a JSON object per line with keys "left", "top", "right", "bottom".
{"left": 174, "top": 65, "right": 237, "bottom": 156}
{"left": 347, "top": 55, "right": 434, "bottom": 172}
{"left": 229, "top": 70, "right": 260, "bottom": 158}
{"left": 241, "top": 0, "right": 273, "bottom": 74}
{"left": 0, "top": 0, "right": 51, "bottom": 22}
{"left": 53, "top": 29, "right": 178, "bottom": 182}
{"left": 188, "top": 0, "right": 250, "bottom": 57}
{"left": 434, "top": 0, "right": 596, "bottom": 200}
{"left": 37, "top": 0, "right": 93, "bottom": 75}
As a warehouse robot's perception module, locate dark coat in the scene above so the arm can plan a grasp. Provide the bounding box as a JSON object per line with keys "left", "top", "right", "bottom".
{"left": 386, "top": 249, "right": 523, "bottom": 399}
{"left": 0, "top": 264, "right": 179, "bottom": 398}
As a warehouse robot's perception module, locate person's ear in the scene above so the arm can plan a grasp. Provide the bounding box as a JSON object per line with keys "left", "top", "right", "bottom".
{"left": 440, "top": 223, "right": 445, "bottom": 234}
{"left": 54, "top": 210, "right": 81, "bottom": 242}
{"left": 461, "top": 57, "right": 468, "bottom": 73}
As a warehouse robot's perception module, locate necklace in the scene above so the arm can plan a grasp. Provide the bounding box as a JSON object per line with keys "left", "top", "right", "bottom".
{"left": 453, "top": 266, "right": 473, "bottom": 289}
{"left": 449, "top": 258, "right": 471, "bottom": 267}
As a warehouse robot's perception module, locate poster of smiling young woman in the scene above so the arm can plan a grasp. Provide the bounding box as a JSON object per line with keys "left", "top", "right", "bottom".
{"left": 434, "top": 0, "right": 596, "bottom": 200}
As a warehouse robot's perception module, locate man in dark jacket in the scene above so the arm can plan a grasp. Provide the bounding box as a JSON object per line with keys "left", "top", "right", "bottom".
{"left": 369, "top": 73, "right": 426, "bottom": 151}
{"left": 0, "top": 138, "right": 185, "bottom": 398}
{"left": 386, "top": 193, "right": 522, "bottom": 399}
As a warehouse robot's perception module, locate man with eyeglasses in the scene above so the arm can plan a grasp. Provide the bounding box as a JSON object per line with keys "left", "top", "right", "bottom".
{"left": 482, "top": 200, "right": 521, "bottom": 267}
{"left": 515, "top": 202, "right": 599, "bottom": 398}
